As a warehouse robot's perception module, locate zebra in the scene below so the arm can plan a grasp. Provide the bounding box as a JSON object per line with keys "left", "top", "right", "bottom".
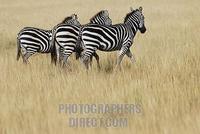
{"left": 16, "top": 14, "right": 80, "bottom": 64}
{"left": 79, "top": 7, "right": 146, "bottom": 69}
{"left": 51, "top": 10, "right": 112, "bottom": 68}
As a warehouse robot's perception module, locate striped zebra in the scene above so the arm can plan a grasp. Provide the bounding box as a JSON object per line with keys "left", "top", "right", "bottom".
{"left": 16, "top": 14, "right": 80, "bottom": 64}
{"left": 51, "top": 10, "right": 112, "bottom": 68}
{"left": 80, "top": 7, "right": 146, "bottom": 69}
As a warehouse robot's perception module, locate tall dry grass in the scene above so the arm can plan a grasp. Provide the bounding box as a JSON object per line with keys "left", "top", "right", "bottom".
{"left": 0, "top": 0, "right": 200, "bottom": 134}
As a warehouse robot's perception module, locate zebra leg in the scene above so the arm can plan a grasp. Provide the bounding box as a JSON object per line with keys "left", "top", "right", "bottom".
{"left": 81, "top": 46, "right": 95, "bottom": 70}
{"left": 82, "top": 54, "right": 90, "bottom": 70}
{"left": 21, "top": 47, "right": 32, "bottom": 64}
{"left": 59, "top": 53, "right": 63, "bottom": 67}
{"left": 56, "top": 44, "right": 60, "bottom": 62}
{"left": 22, "top": 53, "right": 28, "bottom": 64}
{"left": 84, "top": 58, "right": 90, "bottom": 70}
{"left": 22, "top": 52, "right": 33, "bottom": 64}
{"left": 93, "top": 52, "right": 100, "bottom": 70}
{"left": 62, "top": 56, "right": 69, "bottom": 68}
{"left": 62, "top": 50, "right": 73, "bottom": 68}
{"left": 89, "top": 56, "right": 93, "bottom": 69}
{"left": 116, "top": 47, "right": 128, "bottom": 70}
{"left": 58, "top": 47, "right": 63, "bottom": 66}
{"left": 126, "top": 49, "right": 135, "bottom": 63}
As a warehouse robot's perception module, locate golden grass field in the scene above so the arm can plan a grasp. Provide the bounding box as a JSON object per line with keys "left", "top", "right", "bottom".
{"left": 0, "top": 0, "right": 200, "bottom": 133}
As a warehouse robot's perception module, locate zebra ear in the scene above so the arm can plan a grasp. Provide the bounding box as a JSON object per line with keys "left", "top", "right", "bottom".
{"left": 71, "top": 14, "right": 76, "bottom": 19}
{"left": 103, "top": 10, "right": 109, "bottom": 17}
{"left": 72, "top": 14, "right": 78, "bottom": 20}
{"left": 75, "top": 14, "right": 78, "bottom": 20}
{"left": 139, "top": 7, "right": 143, "bottom": 12}
{"left": 130, "top": 7, "right": 134, "bottom": 11}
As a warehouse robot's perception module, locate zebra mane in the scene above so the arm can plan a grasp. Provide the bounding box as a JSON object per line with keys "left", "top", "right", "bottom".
{"left": 62, "top": 16, "right": 73, "bottom": 23}
{"left": 90, "top": 10, "right": 105, "bottom": 22}
{"left": 124, "top": 9, "right": 138, "bottom": 23}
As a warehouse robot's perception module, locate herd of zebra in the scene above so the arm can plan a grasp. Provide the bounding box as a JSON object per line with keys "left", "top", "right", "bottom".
{"left": 16, "top": 7, "right": 146, "bottom": 70}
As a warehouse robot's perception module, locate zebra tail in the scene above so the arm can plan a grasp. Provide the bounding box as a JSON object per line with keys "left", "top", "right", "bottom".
{"left": 75, "top": 28, "right": 84, "bottom": 60}
{"left": 51, "top": 42, "right": 57, "bottom": 65}
{"left": 16, "top": 35, "right": 21, "bottom": 61}
{"left": 50, "top": 28, "right": 57, "bottom": 65}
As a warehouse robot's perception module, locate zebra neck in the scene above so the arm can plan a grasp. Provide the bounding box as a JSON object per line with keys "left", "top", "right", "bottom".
{"left": 125, "top": 21, "right": 139, "bottom": 36}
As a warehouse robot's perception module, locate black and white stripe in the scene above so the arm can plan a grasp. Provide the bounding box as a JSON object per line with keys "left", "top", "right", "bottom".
{"left": 52, "top": 10, "right": 112, "bottom": 67}
{"left": 80, "top": 7, "right": 146, "bottom": 69}
{"left": 16, "top": 14, "right": 80, "bottom": 64}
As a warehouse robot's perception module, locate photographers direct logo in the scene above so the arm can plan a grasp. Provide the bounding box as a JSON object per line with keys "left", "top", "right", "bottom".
{"left": 58, "top": 103, "right": 142, "bottom": 128}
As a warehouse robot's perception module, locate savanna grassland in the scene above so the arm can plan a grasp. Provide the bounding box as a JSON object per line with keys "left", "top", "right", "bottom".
{"left": 0, "top": 0, "right": 200, "bottom": 134}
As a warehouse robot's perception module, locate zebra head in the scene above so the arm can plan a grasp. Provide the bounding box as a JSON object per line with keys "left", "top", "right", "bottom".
{"left": 90, "top": 10, "right": 112, "bottom": 25}
{"left": 62, "top": 14, "right": 81, "bottom": 26}
{"left": 137, "top": 7, "right": 146, "bottom": 33}
{"left": 125, "top": 7, "right": 146, "bottom": 34}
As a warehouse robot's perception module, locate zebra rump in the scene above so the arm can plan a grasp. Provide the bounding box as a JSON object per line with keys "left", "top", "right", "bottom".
{"left": 51, "top": 10, "right": 112, "bottom": 68}
{"left": 16, "top": 14, "right": 80, "bottom": 64}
